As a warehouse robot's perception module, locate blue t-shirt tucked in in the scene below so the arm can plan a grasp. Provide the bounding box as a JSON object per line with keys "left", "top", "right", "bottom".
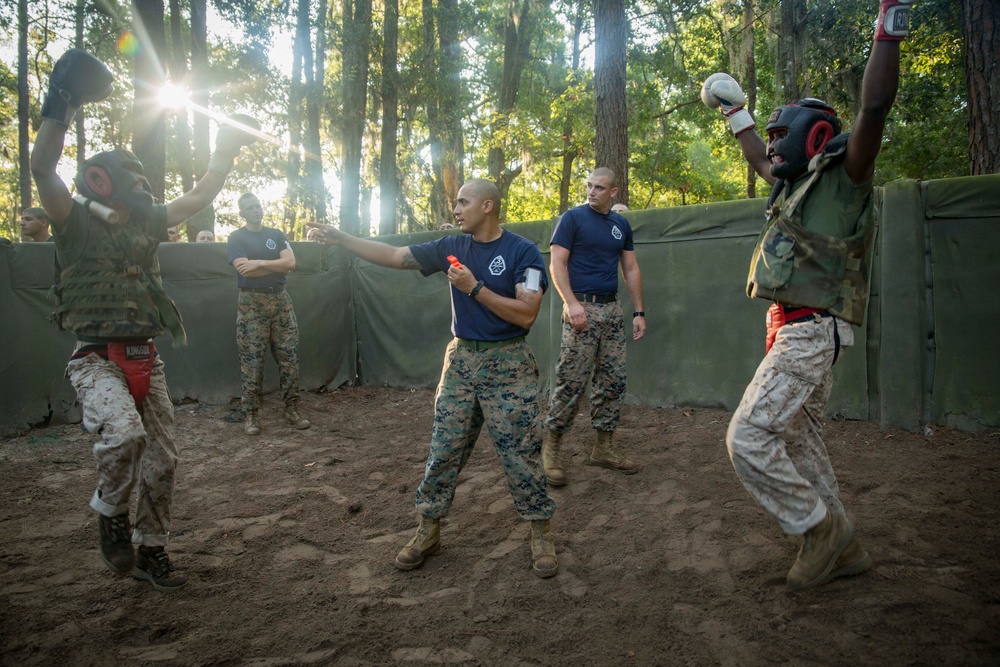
{"left": 227, "top": 226, "right": 291, "bottom": 289}
{"left": 409, "top": 230, "right": 548, "bottom": 341}
{"left": 550, "top": 204, "right": 633, "bottom": 295}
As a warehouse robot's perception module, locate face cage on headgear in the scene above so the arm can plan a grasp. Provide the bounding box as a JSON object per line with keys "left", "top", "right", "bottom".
{"left": 74, "top": 149, "right": 155, "bottom": 212}
{"left": 765, "top": 98, "right": 843, "bottom": 181}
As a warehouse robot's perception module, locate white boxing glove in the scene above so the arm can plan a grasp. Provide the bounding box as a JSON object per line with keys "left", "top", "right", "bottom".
{"left": 701, "top": 72, "right": 755, "bottom": 136}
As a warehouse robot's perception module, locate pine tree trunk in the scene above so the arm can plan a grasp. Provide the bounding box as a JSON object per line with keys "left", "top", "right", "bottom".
{"left": 964, "top": 0, "right": 999, "bottom": 175}
{"left": 379, "top": 0, "right": 400, "bottom": 236}
{"left": 131, "top": 0, "right": 168, "bottom": 204}
{"left": 594, "top": 0, "right": 628, "bottom": 203}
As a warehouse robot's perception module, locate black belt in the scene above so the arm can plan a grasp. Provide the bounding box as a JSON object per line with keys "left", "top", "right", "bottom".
{"left": 455, "top": 335, "right": 525, "bottom": 351}
{"left": 574, "top": 293, "right": 617, "bottom": 304}
{"left": 241, "top": 286, "right": 285, "bottom": 294}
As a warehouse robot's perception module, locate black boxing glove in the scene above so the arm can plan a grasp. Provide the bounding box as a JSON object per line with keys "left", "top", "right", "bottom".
{"left": 41, "top": 49, "right": 114, "bottom": 128}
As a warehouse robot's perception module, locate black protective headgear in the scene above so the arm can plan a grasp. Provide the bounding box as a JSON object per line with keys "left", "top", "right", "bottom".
{"left": 765, "top": 98, "right": 842, "bottom": 180}
{"left": 74, "top": 149, "right": 154, "bottom": 212}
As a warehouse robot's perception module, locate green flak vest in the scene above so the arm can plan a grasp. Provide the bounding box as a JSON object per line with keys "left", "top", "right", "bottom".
{"left": 51, "top": 209, "right": 186, "bottom": 345}
{"left": 745, "top": 142, "right": 876, "bottom": 326}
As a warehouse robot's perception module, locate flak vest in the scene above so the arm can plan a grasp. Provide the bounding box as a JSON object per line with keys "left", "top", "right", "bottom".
{"left": 745, "top": 134, "right": 876, "bottom": 326}
{"left": 51, "top": 208, "right": 186, "bottom": 344}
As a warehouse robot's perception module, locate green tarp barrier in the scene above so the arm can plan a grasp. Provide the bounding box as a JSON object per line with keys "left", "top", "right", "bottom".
{"left": 2, "top": 174, "right": 998, "bottom": 435}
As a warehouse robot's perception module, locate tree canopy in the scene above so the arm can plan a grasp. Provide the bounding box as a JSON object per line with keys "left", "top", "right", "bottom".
{"left": 1, "top": 0, "right": 982, "bottom": 242}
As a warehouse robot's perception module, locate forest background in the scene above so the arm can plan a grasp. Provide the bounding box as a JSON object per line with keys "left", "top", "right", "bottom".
{"left": 1, "top": 0, "right": 996, "bottom": 242}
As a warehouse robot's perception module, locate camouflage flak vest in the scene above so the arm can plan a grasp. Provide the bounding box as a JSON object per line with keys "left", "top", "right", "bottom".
{"left": 745, "top": 137, "right": 876, "bottom": 326}
{"left": 52, "top": 211, "right": 186, "bottom": 343}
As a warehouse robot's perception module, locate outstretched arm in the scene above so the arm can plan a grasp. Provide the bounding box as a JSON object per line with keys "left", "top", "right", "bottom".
{"left": 843, "top": 2, "right": 906, "bottom": 185}
{"left": 305, "top": 222, "right": 420, "bottom": 269}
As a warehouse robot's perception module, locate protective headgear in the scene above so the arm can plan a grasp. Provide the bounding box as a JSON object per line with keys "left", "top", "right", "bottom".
{"left": 74, "top": 149, "right": 154, "bottom": 212}
{"left": 765, "top": 98, "right": 842, "bottom": 181}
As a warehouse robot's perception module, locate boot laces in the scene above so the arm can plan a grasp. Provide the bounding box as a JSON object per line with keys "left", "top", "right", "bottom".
{"left": 108, "top": 515, "right": 130, "bottom": 541}
{"left": 145, "top": 548, "right": 174, "bottom": 576}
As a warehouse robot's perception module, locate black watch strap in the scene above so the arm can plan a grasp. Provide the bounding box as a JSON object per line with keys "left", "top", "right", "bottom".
{"left": 633, "top": 311, "right": 645, "bottom": 317}
{"left": 470, "top": 280, "right": 485, "bottom": 299}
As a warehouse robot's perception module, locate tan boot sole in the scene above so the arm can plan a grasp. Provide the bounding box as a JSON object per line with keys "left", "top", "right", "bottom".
{"left": 394, "top": 540, "right": 440, "bottom": 571}
{"left": 585, "top": 457, "right": 641, "bottom": 474}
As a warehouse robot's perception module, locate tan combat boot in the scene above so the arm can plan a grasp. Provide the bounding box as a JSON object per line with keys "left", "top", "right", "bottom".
{"left": 786, "top": 512, "right": 853, "bottom": 591}
{"left": 586, "top": 429, "right": 640, "bottom": 474}
{"left": 284, "top": 406, "right": 311, "bottom": 429}
{"left": 829, "top": 535, "right": 872, "bottom": 580}
{"left": 395, "top": 515, "right": 441, "bottom": 571}
{"left": 542, "top": 430, "right": 566, "bottom": 487}
{"left": 529, "top": 519, "right": 558, "bottom": 578}
{"left": 245, "top": 411, "right": 261, "bottom": 436}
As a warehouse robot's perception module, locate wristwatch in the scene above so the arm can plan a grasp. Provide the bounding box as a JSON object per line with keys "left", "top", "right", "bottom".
{"left": 470, "top": 280, "right": 485, "bottom": 299}
{"left": 633, "top": 311, "right": 645, "bottom": 317}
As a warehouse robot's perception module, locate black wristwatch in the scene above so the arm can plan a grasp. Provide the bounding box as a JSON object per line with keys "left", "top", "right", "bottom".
{"left": 470, "top": 280, "right": 485, "bottom": 299}
{"left": 633, "top": 311, "right": 645, "bottom": 317}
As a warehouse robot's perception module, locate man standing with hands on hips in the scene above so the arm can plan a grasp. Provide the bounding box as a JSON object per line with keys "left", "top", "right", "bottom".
{"left": 703, "top": 0, "right": 910, "bottom": 590}
{"left": 543, "top": 167, "right": 646, "bottom": 487}
{"left": 228, "top": 193, "right": 311, "bottom": 436}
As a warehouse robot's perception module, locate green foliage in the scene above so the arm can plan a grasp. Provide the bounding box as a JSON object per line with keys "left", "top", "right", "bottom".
{"left": 1, "top": 0, "right": 977, "bottom": 239}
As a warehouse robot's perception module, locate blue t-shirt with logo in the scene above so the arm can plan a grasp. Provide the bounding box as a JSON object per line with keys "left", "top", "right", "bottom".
{"left": 550, "top": 204, "right": 634, "bottom": 295}
{"left": 409, "top": 230, "right": 548, "bottom": 341}
{"left": 227, "top": 226, "right": 291, "bottom": 289}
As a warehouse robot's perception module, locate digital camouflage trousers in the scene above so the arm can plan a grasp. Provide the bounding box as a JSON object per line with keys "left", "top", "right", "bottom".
{"left": 415, "top": 339, "right": 556, "bottom": 521}
{"left": 236, "top": 290, "right": 302, "bottom": 413}
{"left": 545, "top": 300, "right": 627, "bottom": 434}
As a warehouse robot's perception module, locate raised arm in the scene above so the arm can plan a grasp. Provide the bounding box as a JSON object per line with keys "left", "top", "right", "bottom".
{"left": 165, "top": 115, "right": 260, "bottom": 225}
{"left": 30, "top": 49, "right": 115, "bottom": 231}
{"left": 701, "top": 72, "right": 775, "bottom": 185}
{"left": 843, "top": 0, "right": 908, "bottom": 184}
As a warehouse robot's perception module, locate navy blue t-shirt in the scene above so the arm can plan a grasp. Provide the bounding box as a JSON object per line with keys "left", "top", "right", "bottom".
{"left": 550, "top": 204, "right": 634, "bottom": 295}
{"left": 409, "top": 230, "right": 548, "bottom": 341}
{"left": 227, "top": 226, "right": 291, "bottom": 289}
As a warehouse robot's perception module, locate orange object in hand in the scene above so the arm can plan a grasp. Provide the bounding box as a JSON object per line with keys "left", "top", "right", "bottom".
{"left": 447, "top": 255, "right": 462, "bottom": 269}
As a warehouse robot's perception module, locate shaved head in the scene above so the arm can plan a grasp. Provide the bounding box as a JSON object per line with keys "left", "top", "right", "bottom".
{"left": 461, "top": 179, "right": 502, "bottom": 209}
{"left": 591, "top": 167, "right": 617, "bottom": 188}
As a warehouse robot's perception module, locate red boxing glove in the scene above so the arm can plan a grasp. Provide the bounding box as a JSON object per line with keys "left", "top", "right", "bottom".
{"left": 876, "top": 0, "right": 913, "bottom": 41}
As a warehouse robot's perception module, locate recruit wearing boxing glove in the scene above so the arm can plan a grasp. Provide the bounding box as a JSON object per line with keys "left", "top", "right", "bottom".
{"left": 207, "top": 114, "right": 261, "bottom": 176}
{"left": 877, "top": 0, "right": 913, "bottom": 41}
{"left": 40, "top": 49, "right": 114, "bottom": 128}
{"left": 701, "top": 73, "right": 755, "bottom": 136}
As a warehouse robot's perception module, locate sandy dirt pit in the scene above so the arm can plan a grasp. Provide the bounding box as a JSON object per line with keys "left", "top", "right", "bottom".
{"left": 1, "top": 386, "right": 999, "bottom": 666}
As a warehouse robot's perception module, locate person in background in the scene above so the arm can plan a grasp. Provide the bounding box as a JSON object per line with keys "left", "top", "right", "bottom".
{"left": 166, "top": 226, "right": 183, "bottom": 242}
{"left": 196, "top": 230, "right": 215, "bottom": 243}
{"left": 611, "top": 203, "right": 629, "bottom": 213}
{"left": 702, "top": 0, "right": 909, "bottom": 590}
{"left": 227, "top": 192, "right": 311, "bottom": 436}
{"left": 542, "top": 167, "right": 647, "bottom": 487}
{"left": 20, "top": 208, "right": 53, "bottom": 242}
{"left": 305, "top": 227, "right": 323, "bottom": 242}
